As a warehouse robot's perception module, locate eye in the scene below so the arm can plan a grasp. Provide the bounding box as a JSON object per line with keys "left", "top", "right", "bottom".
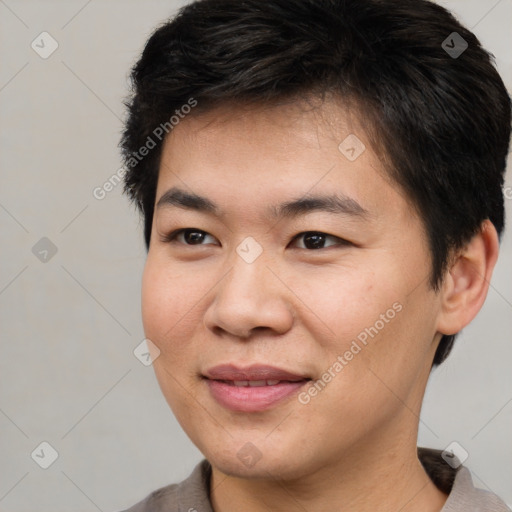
{"left": 162, "top": 228, "right": 219, "bottom": 246}
{"left": 162, "top": 229, "right": 349, "bottom": 250}
{"left": 290, "top": 231, "right": 349, "bottom": 250}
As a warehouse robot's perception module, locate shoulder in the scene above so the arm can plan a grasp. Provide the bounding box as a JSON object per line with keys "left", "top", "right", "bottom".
{"left": 119, "top": 482, "right": 179, "bottom": 512}
{"left": 445, "top": 467, "right": 511, "bottom": 512}
{"left": 418, "top": 447, "right": 510, "bottom": 512}
{"left": 117, "top": 459, "right": 213, "bottom": 512}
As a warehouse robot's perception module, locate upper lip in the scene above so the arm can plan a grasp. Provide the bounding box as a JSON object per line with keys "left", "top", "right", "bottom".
{"left": 203, "top": 364, "right": 309, "bottom": 382}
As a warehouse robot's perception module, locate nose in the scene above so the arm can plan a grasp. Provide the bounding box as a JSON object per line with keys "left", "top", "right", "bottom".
{"left": 203, "top": 253, "right": 294, "bottom": 339}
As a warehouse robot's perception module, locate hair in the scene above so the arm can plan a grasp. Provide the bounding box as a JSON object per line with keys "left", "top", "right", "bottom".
{"left": 120, "top": 0, "right": 511, "bottom": 366}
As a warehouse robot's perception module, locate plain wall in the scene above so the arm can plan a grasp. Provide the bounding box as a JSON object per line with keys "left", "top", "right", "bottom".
{"left": 0, "top": 1, "right": 511, "bottom": 510}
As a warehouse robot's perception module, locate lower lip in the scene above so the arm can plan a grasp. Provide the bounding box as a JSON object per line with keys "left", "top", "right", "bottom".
{"left": 206, "top": 379, "right": 308, "bottom": 412}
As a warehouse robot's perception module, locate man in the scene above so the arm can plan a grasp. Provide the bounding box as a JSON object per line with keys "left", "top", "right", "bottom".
{"left": 119, "top": 0, "right": 511, "bottom": 510}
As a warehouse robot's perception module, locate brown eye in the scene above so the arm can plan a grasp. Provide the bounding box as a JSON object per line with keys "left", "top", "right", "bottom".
{"left": 291, "top": 231, "right": 348, "bottom": 250}
{"left": 163, "top": 228, "right": 219, "bottom": 246}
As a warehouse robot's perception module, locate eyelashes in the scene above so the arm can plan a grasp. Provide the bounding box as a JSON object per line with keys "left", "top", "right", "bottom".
{"left": 161, "top": 228, "right": 351, "bottom": 250}
{"left": 291, "top": 231, "right": 351, "bottom": 250}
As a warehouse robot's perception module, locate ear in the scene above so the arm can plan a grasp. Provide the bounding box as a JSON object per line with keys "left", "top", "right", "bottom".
{"left": 436, "top": 220, "right": 500, "bottom": 336}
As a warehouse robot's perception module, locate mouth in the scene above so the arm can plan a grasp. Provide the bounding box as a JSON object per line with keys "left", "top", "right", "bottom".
{"left": 203, "top": 364, "right": 311, "bottom": 412}
{"left": 220, "top": 379, "right": 295, "bottom": 387}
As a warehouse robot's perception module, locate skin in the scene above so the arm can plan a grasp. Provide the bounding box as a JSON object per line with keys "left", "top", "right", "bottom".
{"left": 141, "top": 99, "right": 499, "bottom": 512}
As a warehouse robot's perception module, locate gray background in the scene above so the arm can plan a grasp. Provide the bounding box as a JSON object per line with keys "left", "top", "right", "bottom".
{"left": 0, "top": 0, "right": 511, "bottom": 510}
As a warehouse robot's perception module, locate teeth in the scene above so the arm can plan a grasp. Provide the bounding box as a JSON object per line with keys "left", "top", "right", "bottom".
{"left": 248, "top": 380, "right": 267, "bottom": 387}
{"left": 230, "top": 380, "right": 282, "bottom": 387}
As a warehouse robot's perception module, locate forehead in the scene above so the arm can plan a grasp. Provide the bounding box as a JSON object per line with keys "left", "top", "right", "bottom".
{"left": 162, "top": 99, "right": 363, "bottom": 164}
{"left": 155, "top": 100, "right": 414, "bottom": 227}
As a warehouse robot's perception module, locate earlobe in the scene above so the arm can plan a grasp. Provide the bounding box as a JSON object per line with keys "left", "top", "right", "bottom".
{"left": 436, "top": 220, "right": 500, "bottom": 336}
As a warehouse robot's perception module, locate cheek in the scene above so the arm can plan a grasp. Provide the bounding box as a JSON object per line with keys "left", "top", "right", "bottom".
{"left": 303, "top": 261, "right": 434, "bottom": 380}
{"left": 141, "top": 258, "right": 170, "bottom": 344}
{"left": 141, "top": 255, "right": 201, "bottom": 357}
{"left": 140, "top": 256, "right": 206, "bottom": 417}
{"left": 296, "top": 265, "right": 393, "bottom": 348}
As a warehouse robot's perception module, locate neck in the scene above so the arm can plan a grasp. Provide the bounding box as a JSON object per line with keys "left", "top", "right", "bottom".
{"left": 210, "top": 433, "right": 448, "bottom": 512}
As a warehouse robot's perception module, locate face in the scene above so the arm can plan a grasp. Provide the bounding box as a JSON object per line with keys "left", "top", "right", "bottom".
{"left": 142, "top": 100, "right": 444, "bottom": 480}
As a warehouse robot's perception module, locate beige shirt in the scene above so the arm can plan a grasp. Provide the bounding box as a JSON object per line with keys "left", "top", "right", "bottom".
{"left": 120, "top": 448, "right": 511, "bottom": 511}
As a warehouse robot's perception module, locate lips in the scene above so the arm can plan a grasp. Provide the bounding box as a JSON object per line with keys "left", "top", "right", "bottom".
{"left": 203, "top": 364, "right": 310, "bottom": 412}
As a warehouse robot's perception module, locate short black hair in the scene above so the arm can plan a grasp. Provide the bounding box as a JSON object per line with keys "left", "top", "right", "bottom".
{"left": 120, "top": 0, "right": 511, "bottom": 366}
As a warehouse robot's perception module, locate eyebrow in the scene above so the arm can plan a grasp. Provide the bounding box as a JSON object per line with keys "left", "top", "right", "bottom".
{"left": 156, "top": 186, "right": 369, "bottom": 220}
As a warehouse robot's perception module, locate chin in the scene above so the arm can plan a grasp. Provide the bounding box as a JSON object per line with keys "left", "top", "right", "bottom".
{"left": 200, "top": 435, "right": 316, "bottom": 481}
